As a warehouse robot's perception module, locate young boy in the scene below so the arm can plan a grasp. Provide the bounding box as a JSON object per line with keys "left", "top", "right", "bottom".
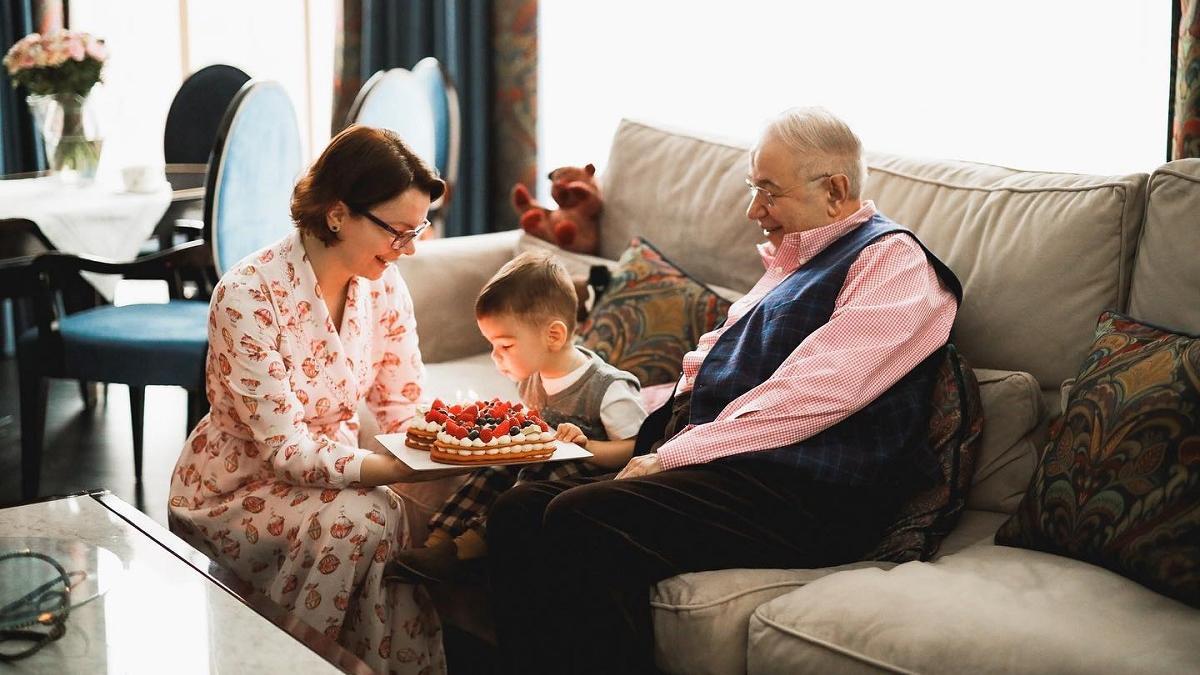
{"left": 386, "top": 250, "right": 648, "bottom": 583}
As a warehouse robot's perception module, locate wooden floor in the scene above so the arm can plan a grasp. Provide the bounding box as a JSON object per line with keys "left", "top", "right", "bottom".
{"left": 0, "top": 354, "right": 184, "bottom": 526}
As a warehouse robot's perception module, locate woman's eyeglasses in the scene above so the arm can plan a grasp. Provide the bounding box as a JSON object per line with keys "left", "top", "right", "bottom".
{"left": 356, "top": 210, "right": 431, "bottom": 250}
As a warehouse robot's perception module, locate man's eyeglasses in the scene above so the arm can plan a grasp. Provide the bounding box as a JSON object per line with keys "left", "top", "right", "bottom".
{"left": 356, "top": 210, "right": 431, "bottom": 250}
{"left": 745, "top": 174, "right": 833, "bottom": 208}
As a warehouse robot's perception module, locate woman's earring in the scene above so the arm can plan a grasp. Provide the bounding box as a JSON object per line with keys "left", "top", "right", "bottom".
{"left": 329, "top": 222, "right": 341, "bottom": 233}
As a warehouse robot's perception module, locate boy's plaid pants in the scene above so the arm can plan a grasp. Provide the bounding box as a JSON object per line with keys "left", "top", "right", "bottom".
{"left": 428, "top": 459, "right": 603, "bottom": 537}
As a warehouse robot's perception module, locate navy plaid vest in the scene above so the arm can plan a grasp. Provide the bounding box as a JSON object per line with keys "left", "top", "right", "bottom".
{"left": 689, "top": 214, "right": 962, "bottom": 486}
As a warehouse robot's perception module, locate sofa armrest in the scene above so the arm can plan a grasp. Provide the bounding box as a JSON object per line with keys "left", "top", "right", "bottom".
{"left": 396, "top": 229, "right": 521, "bottom": 364}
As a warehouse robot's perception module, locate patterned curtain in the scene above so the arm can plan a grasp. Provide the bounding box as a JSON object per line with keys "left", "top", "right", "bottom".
{"left": 1173, "top": 0, "right": 1200, "bottom": 159}
{"left": 491, "top": 0, "right": 537, "bottom": 232}
{"left": 332, "top": 0, "right": 537, "bottom": 236}
{"left": 331, "top": 0, "right": 365, "bottom": 131}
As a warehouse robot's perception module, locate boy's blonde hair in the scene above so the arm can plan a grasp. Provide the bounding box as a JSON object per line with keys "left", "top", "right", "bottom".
{"left": 476, "top": 250, "right": 578, "bottom": 333}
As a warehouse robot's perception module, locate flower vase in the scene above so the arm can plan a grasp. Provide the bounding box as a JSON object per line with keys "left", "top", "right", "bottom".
{"left": 26, "top": 93, "right": 103, "bottom": 185}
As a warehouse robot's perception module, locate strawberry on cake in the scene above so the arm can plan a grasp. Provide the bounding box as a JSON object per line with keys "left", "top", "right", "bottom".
{"left": 420, "top": 398, "right": 559, "bottom": 465}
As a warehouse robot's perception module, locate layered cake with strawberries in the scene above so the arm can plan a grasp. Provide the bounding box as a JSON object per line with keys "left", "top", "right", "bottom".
{"left": 405, "top": 404, "right": 439, "bottom": 450}
{"left": 414, "top": 398, "right": 559, "bottom": 465}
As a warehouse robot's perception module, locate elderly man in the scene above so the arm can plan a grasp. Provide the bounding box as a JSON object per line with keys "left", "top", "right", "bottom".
{"left": 486, "top": 107, "right": 962, "bottom": 674}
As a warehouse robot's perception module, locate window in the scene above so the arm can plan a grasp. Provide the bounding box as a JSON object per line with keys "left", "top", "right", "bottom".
{"left": 539, "top": 1, "right": 1170, "bottom": 197}
{"left": 69, "top": 0, "right": 335, "bottom": 177}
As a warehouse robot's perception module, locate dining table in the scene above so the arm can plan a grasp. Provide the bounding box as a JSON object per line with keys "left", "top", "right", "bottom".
{"left": 0, "top": 165, "right": 206, "bottom": 300}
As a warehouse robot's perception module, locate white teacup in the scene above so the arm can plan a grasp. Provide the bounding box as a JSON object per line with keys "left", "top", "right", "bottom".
{"left": 121, "top": 165, "right": 165, "bottom": 193}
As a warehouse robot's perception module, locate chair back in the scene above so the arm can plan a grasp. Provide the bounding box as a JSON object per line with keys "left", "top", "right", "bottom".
{"left": 345, "top": 68, "right": 437, "bottom": 168}
{"left": 412, "top": 57, "right": 461, "bottom": 185}
{"left": 164, "top": 64, "right": 251, "bottom": 165}
{"left": 0, "top": 218, "right": 52, "bottom": 259}
{"left": 203, "top": 80, "right": 302, "bottom": 276}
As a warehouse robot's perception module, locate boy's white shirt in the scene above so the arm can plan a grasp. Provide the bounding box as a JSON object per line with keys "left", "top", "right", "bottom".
{"left": 538, "top": 348, "right": 648, "bottom": 441}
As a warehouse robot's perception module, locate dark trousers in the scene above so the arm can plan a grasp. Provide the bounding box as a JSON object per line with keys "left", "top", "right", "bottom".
{"left": 486, "top": 452, "right": 902, "bottom": 674}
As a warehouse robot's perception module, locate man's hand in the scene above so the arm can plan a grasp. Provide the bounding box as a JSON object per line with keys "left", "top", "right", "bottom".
{"left": 556, "top": 422, "right": 588, "bottom": 447}
{"left": 615, "top": 453, "right": 662, "bottom": 480}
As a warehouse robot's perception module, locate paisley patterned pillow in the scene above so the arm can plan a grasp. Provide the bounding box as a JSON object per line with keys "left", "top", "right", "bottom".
{"left": 577, "top": 237, "right": 732, "bottom": 387}
{"left": 995, "top": 311, "right": 1200, "bottom": 607}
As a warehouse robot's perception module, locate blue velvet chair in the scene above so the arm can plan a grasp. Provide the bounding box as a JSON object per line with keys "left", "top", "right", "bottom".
{"left": 346, "top": 64, "right": 458, "bottom": 232}
{"left": 345, "top": 67, "right": 438, "bottom": 170}
{"left": 17, "top": 80, "right": 303, "bottom": 500}
{"left": 17, "top": 243, "right": 213, "bottom": 501}
{"left": 203, "top": 80, "right": 302, "bottom": 275}
{"left": 147, "top": 64, "right": 251, "bottom": 253}
{"left": 164, "top": 64, "right": 251, "bottom": 165}
{"left": 411, "top": 57, "right": 461, "bottom": 191}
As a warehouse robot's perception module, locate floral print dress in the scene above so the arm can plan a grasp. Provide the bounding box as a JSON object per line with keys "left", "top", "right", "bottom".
{"left": 168, "top": 232, "right": 445, "bottom": 674}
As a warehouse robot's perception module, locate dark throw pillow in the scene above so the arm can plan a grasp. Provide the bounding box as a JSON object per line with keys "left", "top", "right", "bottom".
{"left": 867, "top": 343, "right": 984, "bottom": 562}
{"left": 995, "top": 311, "right": 1200, "bottom": 608}
{"left": 577, "top": 237, "right": 732, "bottom": 387}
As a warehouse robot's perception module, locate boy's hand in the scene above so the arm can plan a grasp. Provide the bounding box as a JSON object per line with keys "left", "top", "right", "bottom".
{"left": 556, "top": 423, "right": 588, "bottom": 447}
{"left": 615, "top": 454, "right": 662, "bottom": 480}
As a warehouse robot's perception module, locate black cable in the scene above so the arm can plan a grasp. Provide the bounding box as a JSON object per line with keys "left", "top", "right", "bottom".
{"left": 0, "top": 550, "right": 77, "bottom": 661}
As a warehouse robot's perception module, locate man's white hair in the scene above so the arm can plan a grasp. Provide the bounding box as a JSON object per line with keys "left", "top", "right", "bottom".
{"left": 764, "top": 107, "right": 868, "bottom": 199}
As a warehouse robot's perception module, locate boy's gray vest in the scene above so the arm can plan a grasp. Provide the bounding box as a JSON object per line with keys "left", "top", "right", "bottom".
{"left": 519, "top": 347, "right": 641, "bottom": 441}
{"left": 689, "top": 214, "right": 962, "bottom": 487}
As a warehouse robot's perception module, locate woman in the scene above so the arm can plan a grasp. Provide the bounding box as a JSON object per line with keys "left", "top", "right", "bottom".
{"left": 169, "top": 125, "right": 447, "bottom": 674}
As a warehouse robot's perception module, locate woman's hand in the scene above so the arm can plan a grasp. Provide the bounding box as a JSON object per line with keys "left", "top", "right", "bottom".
{"left": 556, "top": 422, "right": 588, "bottom": 447}
{"left": 360, "top": 453, "right": 413, "bottom": 486}
{"left": 361, "top": 452, "right": 472, "bottom": 485}
{"left": 615, "top": 453, "right": 663, "bottom": 480}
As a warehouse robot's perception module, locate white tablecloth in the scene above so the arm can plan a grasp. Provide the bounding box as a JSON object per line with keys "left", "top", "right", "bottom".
{"left": 0, "top": 177, "right": 172, "bottom": 299}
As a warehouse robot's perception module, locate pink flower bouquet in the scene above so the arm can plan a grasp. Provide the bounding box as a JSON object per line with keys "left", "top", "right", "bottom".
{"left": 3, "top": 29, "right": 107, "bottom": 97}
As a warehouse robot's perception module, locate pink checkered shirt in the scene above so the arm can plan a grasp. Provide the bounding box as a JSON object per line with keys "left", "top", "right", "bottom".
{"left": 656, "top": 200, "right": 958, "bottom": 470}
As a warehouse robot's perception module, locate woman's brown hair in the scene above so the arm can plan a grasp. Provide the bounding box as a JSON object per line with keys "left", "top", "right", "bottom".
{"left": 291, "top": 125, "right": 445, "bottom": 245}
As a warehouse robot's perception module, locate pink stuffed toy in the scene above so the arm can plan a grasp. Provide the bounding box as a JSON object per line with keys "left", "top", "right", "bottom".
{"left": 511, "top": 163, "right": 602, "bottom": 255}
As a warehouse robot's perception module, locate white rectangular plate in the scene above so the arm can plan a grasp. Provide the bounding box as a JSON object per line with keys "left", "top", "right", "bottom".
{"left": 376, "top": 433, "right": 592, "bottom": 471}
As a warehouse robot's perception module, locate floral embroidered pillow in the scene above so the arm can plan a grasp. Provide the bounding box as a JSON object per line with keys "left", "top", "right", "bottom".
{"left": 577, "top": 237, "right": 731, "bottom": 387}
{"left": 995, "top": 311, "right": 1200, "bottom": 607}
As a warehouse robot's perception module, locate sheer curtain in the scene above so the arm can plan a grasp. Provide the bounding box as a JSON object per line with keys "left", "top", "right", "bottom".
{"left": 539, "top": 1, "right": 1170, "bottom": 197}
{"left": 68, "top": 0, "right": 335, "bottom": 176}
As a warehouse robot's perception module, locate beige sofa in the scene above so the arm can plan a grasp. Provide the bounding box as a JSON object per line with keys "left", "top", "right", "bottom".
{"left": 388, "top": 120, "right": 1200, "bottom": 673}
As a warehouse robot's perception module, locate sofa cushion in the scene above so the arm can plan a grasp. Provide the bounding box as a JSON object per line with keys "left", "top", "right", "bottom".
{"left": 648, "top": 509, "right": 1004, "bottom": 675}
{"left": 514, "top": 231, "right": 617, "bottom": 277}
{"left": 746, "top": 544, "right": 1200, "bottom": 675}
{"left": 578, "top": 237, "right": 732, "bottom": 386}
{"left": 1129, "top": 159, "right": 1200, "bottom": 334}
{"left": 863, "top": 152, "right": 1148, "bottom": 390}
{"left": 397, "top": 229, "right": 522, "bottom": 363}
{"left": 600, "top": 119, "right": 765, "bottom": 293}
{"left": 931, "top": 508, "right": 1009, "bottom": 558}
{"left": 967, "top": 368, "right": 1043, "bottom": 514}
{"left": 995, "top": 311, "right": 1200, "bottom": 607}
{"left": 651, "top": 561, "right": 894, "bottom": 675}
